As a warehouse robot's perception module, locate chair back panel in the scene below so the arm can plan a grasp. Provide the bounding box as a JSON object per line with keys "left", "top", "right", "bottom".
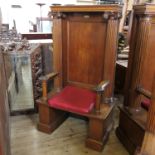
{"left": 52, "top": 5, "right": 122, "bottom": 96}
{"left": 63, "top": 16, "right": 107, "bottom": 89}
{"left": 141, "top": 25, "right": 155, "bottom": 91}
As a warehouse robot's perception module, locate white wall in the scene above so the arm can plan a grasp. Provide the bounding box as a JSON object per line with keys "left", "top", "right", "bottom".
{"left": 0, "top": 0, "right": 94, "bottom": 33}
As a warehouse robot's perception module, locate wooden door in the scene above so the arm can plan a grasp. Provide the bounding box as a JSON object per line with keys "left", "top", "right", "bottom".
{"left": 0, "top": 52, "right": 11, "bottom": 155}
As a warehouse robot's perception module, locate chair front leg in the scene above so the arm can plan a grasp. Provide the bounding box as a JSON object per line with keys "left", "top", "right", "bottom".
{"left": 37, "top": 99, "right": 69, "bottom": 134}
{"left": 86, "top": 108, "right": 114, "bottom": 151}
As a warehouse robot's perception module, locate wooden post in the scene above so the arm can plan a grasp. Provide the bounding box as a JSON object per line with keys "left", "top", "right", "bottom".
{"left": 128, "top": 15, "right": 151, "bottom": 108}
{"left": 42, "top": 80, "right": 47, "bottom": 100}
{"left": 95, "top": 93, "right": 101, "bottom": 113}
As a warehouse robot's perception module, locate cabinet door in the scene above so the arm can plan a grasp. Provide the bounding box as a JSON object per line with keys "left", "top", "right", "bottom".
{"left": 0, "top": 52, "right": 10, "bottom": 155}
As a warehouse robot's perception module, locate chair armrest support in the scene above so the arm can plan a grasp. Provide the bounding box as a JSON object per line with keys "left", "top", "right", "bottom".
{"left": 93, "top": 80, "right": 110, "bottom": 92}
{"left": 136, "top": 86, "right": 152, "bottom": 99}
{"left": 93, "top": 80, "right": 110, "bottom": 113}
{"left": 39, "top": 72, "right": 59, "bottom": 82}
{"left": 40, "top": 72, "right": 59, "bottom": 100}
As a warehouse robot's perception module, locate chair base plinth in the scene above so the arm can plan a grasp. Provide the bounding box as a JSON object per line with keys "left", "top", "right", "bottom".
{"left": 116, "top": 127, "right": 136, "bottom": 155}
{"left": 38, "top": 122, "right": 53, "bottom": 134}
{"left": 37, "top": 100, "right": 114, "bottom": 152}
{"left": 86, "top": 107, "right": 114, "bottom": 151}
{"left": 86, "top": 138, "right": 104, "bottom": 151}
{"left": 116, "top": 107, "right": 145, "bottom": 155}
{"left": 37, "top": 101, "right": 69, "bottom": 134}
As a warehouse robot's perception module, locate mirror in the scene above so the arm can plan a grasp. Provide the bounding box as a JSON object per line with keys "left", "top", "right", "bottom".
{"left": 2, "top": 43, "right": 36, "bottom": 114}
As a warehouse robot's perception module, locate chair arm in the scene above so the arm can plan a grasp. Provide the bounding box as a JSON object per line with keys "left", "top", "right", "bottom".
{"left": 93, "top": 80, "right": 110, "bottom": 92}
{"left": 93, "top": 80, "right": 110, "bottom": 113}
{"left": 40, "top": 72, "right": 59, "bottom": 100}
{"left": 136, "top": 86, "right": 151, "bottom": 99}
{"left": 39, "top": 72, "right": 59, "bottom": 82}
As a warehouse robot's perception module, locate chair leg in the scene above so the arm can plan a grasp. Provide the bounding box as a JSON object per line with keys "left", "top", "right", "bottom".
{"left": 38, "top": 102, "right": 68, "bottom": 134}
{"left": 86, "top": 110, "right": 113, "bottom": 151}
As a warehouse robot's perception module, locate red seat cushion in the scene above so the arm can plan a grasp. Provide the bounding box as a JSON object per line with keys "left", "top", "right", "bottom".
{"left": 48, "top": 86, "right": 96, "bottom": 114}
{"left": 141, "top": 99, "right": 150, "bottom": 110}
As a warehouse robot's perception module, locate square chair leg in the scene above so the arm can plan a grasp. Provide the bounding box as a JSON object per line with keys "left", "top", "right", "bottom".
{"left": 38, "top": 102, "right": 68, "bottom": 134}
{"left": 86, "top": 109, "right": 114, "bottom": 151}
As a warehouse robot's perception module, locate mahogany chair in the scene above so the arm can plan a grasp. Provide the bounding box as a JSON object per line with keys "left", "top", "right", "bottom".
{"left": 37, "top": 5, "right": 122, "bottom": 151}
{"left": 116, "top": 4, "right": 155, "bottom": 155}
{"left": 134, "top": 75, "right": 155, "bottom": 155}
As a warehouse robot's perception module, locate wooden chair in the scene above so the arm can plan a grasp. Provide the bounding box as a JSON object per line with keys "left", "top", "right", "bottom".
{"left": 37, "top": 5, "right": 122, "bottom": 152}
{"left": 134, "top": 75, "right": 155, "bottom": 155}
{"left": 116, "top": 4, "right": 155, "bottom": 155}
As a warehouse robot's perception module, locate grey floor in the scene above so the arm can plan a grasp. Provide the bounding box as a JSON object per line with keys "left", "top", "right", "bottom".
{"left": 11, "top": 103, "right": 129, "bottom": 155}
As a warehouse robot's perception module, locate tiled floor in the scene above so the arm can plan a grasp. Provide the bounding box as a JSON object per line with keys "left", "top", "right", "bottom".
{"left": 11, "top": 106, "right": 129, "bottom": 155}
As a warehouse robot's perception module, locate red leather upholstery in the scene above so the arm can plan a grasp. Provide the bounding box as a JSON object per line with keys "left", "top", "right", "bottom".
{"left": 141, "top": 99, "right": 150, "bottom": 111}
{"left": 48, "top": 86, "right": 96, "bottom": 114}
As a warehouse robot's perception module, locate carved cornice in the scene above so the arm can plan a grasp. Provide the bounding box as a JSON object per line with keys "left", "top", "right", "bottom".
{"left": 133, "top": 4, "right": 155, "bottom": 15}
{"left": 52, "top": 12, "right": 67, "bottom": 19}
{"left": 52, "top": 11, "right": 122, "bottom": 20}
{"left": 138, "top": 15, "right": 152, "bottom": 21}
{"left": 51, "top": 5, "right": 122, "bottom": 19}
{"left": 102, "top": 12, "right": 122, "bottom": 20}
{"left": 51, "top": 5, "right": 122, "bottom": 13}
{"left": 135, "top": 14, "right": 155, "bottom": 24}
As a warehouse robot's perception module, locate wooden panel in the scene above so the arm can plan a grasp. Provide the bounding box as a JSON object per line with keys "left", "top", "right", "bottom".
{"left": 53, "top": 18, "right": 63, "bottom": 89}
{"left": 65, "top": 19, "right": 106, "bottom": 86}
{"left": 141, "top": 23, "right": 155, "bottom": 91}
{"left": 0, "top": 52, "right": 10, "bottom": 155}
{"left": 103, "top": 18, "right": 118, "bottom": 97}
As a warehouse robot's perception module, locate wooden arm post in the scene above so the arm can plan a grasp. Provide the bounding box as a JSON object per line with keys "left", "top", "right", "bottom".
{"left": 94, "top": 80, "right": 109, "bottom": 113}
{"left": 40, "top": 72, "right": 59, "bottom": 101}
{"left": 42, "top": 80, "right": 47, "bottom": 100}
{"left": 95, "top": 93, "right": 102, "bottom": 113}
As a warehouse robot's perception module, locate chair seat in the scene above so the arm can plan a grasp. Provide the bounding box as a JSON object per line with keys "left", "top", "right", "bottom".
{"left": 141, "top": 99, "right": 150, "bottom": 110}
{"left": 48, "top": 86, "right": 96, "bottom": 114}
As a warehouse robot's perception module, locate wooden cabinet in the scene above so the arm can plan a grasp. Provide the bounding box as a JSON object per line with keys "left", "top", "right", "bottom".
{"left": 0, "top": 52, "right": 10, "bottom": 155}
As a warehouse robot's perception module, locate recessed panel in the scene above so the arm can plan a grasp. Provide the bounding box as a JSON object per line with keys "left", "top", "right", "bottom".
{"left": 66, "top": 20, "right": 106, "bottom": 86}
{"left": 142, "top": 24, "right": 155, "bottom": 91}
